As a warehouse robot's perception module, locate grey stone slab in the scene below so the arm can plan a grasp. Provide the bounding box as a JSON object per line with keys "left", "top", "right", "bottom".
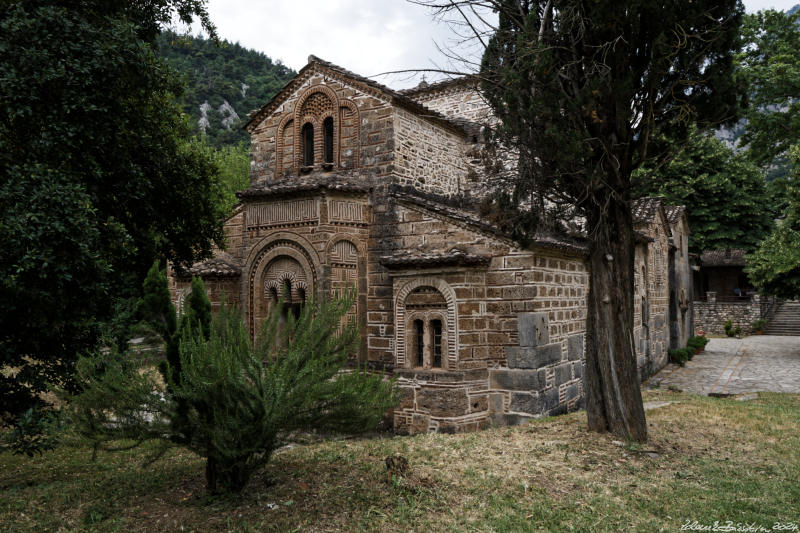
{"left": 489, "top": 369, "right": 544, "bottom": 391}
{"left": 506, "top": 346, "right": 539, "bottom": 369}
{"left": 535, "top": 342, "right": 562, "bottom": 367}
{"left": 565, "top": 383, "right": 579, "bottom": 402}
{"left": 488, "top": 392, "right": 505, "bottom": 413}
{"left": 518, "top": 312, "right": 549, "bottom": 347}
{"left": 554, "top": 363, "right": 572, "bottom": 386}
{"left": 567, "top": 334, "right": 584, "bottom": 361}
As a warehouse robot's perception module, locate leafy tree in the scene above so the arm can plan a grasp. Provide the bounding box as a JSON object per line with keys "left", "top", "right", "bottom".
{"left": 633, "top": 128, "right": 774, "bottom": 253}
{"left": 745, "top": 223, "right": 800, "bottom": 298}
{"left": 425, "top": 0, "right": 743, "bottom": 440}
{"left": 737, "top": 9, "right": 800, "bottom": 166}
{"left": 69, "top": 288, "right": 396, "bottom": 494}
{"left": 211, "top": 141, "right": 251, "bottom": 212}
{"left": 746, "top": 145, "right": 800, "bottom": 298}
{"left": 0, "top": 0, "right": 227, "bottom": 423}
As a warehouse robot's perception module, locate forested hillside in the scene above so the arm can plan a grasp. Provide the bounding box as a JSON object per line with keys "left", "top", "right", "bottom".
{"left": 157, "top": 31, "right": 295, "bottom": 148}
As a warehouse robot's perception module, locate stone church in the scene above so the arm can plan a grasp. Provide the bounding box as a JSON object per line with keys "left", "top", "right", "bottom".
{"left": 169, "top": 56, "right": 693, "bottom": 434}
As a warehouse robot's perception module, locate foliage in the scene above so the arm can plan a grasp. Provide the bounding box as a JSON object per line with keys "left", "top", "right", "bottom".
{"left": 69, "top": 285, "right": 396, "bottom": 494}
{"left": 633, "top": 128, "right": 774, "bottom": 253}
{"left": 0, "top": 0, "right": 226, "bottom": 423}
{"left": 737, "top": 9, "right": 800, "bottom": 166}
{"left": 745, "top": 145, "right": 800, "bottom": 298}
{"left": 0, "top": 407, "right": 66, "bottom": 457}
{"left": 724, "top": 320, "right": 742, "bottom": 337}
{"left": 687, "top": 336, "right": 709, "bottom": 351}
{"left": 745, "top": 223, "right": 800, "bottom": 299}
{"left": 211, "top": 141, "right": 251, "bottom": 212}
{"left": 472, "top": 0, "right": 743, "bottom": 441}
{"left": 668, "top": 348, "right": 694, "bottom": 367}
{"left": 157, "top": 31, "right": 295, "bottom": 148}
{"left": 752, "top": 319, "right": 767, "bottom": 332}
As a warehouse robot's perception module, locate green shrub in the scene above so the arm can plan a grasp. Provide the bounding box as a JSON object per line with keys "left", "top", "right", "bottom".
{"left": 69, "top": 284, "right": 396, "bottom": 494}
{"left": 724, "top": 319, "right": 736, "bottom": 337}
{"left": 752, "top": 319, "right": 767, "bottom": 331}
{"left": 669, "top": 348, "right": 691, "bottom": 366}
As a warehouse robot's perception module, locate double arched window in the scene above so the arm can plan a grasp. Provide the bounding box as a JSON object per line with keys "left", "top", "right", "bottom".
{"left": 299, "top": 117, "right": 335, "bottom": 169}
{"left": 405, "top": 286, "right": 448, "bottom": 369}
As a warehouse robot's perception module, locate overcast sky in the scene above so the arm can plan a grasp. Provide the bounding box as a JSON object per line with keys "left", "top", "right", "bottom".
{"left": 189, "top": 0, "right": 800, "bottom": 89}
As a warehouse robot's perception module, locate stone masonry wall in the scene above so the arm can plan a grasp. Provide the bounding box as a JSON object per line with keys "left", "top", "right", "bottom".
{"left": 407, "top": 82, "right": 493, "bottom": 124}
{"left": 393, "top": 108, "right": 469, "bottom": 196}
{"left": 387, "top": 201, "right": 588, "bottom": 434}
{"left": 633, "top": 219, "right": 671, "bottom": 379}
{"left": 248, "top": 73, "right": 395, "bottom": 185}
{"left": 694, "top": 293, "right": 776, "bottom": 335}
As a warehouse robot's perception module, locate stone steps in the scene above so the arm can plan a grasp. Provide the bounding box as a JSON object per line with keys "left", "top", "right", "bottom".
{"left": 764, "top": 303, "right": 800, "bottom": 336}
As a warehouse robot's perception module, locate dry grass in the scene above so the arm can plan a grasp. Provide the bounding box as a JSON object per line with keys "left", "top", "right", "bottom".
{"left": 1, "top": 390, "right": 798, "bottom": 532}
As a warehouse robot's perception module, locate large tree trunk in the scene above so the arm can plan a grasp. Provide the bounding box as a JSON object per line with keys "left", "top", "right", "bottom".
{"left": 583, "top": 202, "right": 648, "bottom": 442}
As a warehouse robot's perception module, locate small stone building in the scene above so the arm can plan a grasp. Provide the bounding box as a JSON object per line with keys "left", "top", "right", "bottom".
{"left": 170, "top": 56, "right": 691, "bottom": 433}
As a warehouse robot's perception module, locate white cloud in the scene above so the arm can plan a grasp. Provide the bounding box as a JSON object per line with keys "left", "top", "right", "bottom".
{"left": 192, "top": 0, "right": 799, "bottom": 90}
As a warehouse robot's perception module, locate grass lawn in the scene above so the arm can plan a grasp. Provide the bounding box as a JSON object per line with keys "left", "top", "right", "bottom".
{"left": 1, "top": 389, "right": 798, "bottom": 532}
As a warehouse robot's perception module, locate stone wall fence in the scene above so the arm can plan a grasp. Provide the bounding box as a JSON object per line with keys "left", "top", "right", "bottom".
{"left": 693, "top": 292, "right": 780, "bottom": 335}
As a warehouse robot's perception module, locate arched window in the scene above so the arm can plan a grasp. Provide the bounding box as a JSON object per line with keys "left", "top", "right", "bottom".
{"left": 301, "top": 122, "right": 314, "bottom": 166}
{"left": 323, "top": 117, "right": 334, "bottom": 164}
{"left": 413, "top": 320, "right": 424, "bottom": 367}
{"left": 269, "top": 287, "right": 278, "bottom": 304}
{"left": 431, "top": 319, "right": 442, "bottom": 368}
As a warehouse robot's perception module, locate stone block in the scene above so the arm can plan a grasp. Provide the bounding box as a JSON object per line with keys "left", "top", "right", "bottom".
{"left": 468, "top": 394, "right": 488, "bottom": 413}
{"left": 509, "top": 392, "right": 539, "bottom": 415}
{"left": 567, "top": 334, "right": 584, "bottom": 361}
{"left": 416, "top": 388, "right": 467, "bottom": 417}
{"left": 398, "top": 386, "right": 415, "bottom": 410}
{"left": 488, "top": 392, "right": 505, "bottom": 413}
{"left": 506, "top": 346, "right": 536, "bottom": 369}
{"left": 489, "top": 368, "right": 544, "bottom": 391}
{"left": 565, "top": 384, "right": 579, "bottom": 402}
{"left": 535, "top": 342, "right": 562, "bottom": 367}
{"left": 410, "top": 413, "right": 430, "bottom": 435}
{"left": 554, "top": 363, "right": 572, "bottom": 386}
{"left": 518, "top": 312, "right": 549, "bottom": 347}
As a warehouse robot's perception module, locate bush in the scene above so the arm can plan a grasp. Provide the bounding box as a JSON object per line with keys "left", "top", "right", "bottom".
{"left": 752, "top": 319, "right": 767, "bottom": 332}
{"left": 686, "top": 335, "right": 709, "bottom": 352}
{"left": 69, "top": 281, "right": 396, "bottom": 494}
{"left": 724, "top": 319, "right": 742, "bottom": 337}
{"left": 669, "top": 347, "right": 694, "bottom": 366}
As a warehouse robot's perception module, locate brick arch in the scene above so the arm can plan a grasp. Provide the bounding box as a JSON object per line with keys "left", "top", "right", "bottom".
{"left": 395, "top": 277, "right": 458, "bottom": 369}
{"left": 274, "top": 114, "right": 293, "bottom": 177}
{"left": 245, "top": 233, "right": 322, "bottom": 337}
{"left": 294, "top": 85, "right": 340, "bottom": 171}
{"left": 323, "top": 233, "right": 366, "bottom": 264}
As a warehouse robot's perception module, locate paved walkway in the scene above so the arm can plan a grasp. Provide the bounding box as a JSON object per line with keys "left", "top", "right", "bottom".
{"left": 648, "top": 335, "right": 800, "bottom": 395}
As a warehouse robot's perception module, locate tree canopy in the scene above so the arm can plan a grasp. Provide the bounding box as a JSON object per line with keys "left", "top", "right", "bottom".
{"left": 633, "top": 128, "right": 774, "bottom": 253}
{"left": 0, "top": 0, "right": 227, "bottom": 423}
{"left": 746, "top": 145, "right": 800, "bottom": 298}
{"left": 737, "top": 9, "right": 800, "bottom": 166}
{"left": 472, "top": 0, "right": 744, "bottom": 441}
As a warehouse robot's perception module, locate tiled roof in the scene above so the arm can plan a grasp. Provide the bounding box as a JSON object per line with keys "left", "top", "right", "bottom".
{"left": 245, "top": 56, "right": 469, "bottom": 137}
{"left": 178, "top": 258, "right": 241, "bottom": 279}
{"left": 700, "top": 248, "right": 747, "bottom": 267}
{"left": 237, "top": 174, "right": 370, "bottom": 199}
{"left": 380, "top": 249, "right": 491, "bottom": 269}
{"left": 392, "top": 188, "right": 589, "bottom": 256}
{"left": 632, "top": 197, "right": 663, "bottom": 224}
{"left": 664, "top": 205, "right": 687, "bottom": 225}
